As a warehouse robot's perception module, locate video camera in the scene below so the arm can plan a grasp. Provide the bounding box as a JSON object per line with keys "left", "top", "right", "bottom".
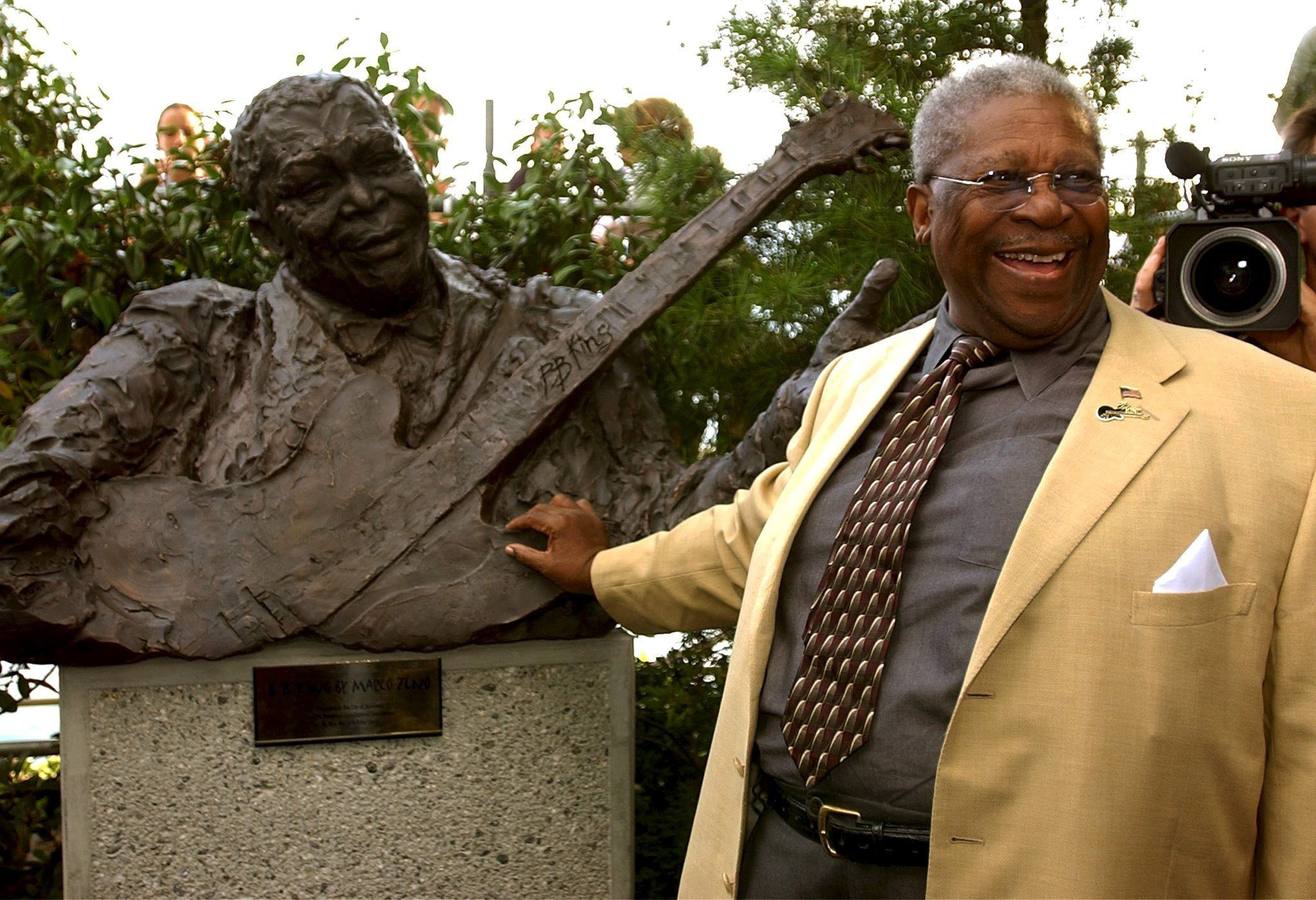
{"left": 1159, "top": 142, "right": 1316, "bottom": 330}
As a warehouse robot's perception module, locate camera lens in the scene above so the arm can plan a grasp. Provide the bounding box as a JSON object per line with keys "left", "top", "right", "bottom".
{"left": 1192, "top": 239, "right": 1274, "bottom": 314}
{"left": 1180, "top": 226, "right": 1286, "bottom": 327}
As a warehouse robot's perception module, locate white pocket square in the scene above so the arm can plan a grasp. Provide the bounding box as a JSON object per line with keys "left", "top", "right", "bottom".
{"left": 1152, "top": 529, "right": 1228, "bottom": 593}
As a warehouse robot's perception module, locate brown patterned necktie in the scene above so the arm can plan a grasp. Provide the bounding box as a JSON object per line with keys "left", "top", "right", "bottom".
{"left": 782, "top": 334, "right": 1002, "bottom": 787}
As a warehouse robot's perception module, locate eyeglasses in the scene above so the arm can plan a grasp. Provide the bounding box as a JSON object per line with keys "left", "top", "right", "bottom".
{"left": 927, "top": 170, "right": 1109, "bottom": 211}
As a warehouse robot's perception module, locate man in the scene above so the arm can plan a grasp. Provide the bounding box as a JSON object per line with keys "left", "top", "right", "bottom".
{"left": 1131, "top": 98, "right": 1316, "bottom": 371}
{"left": 150, "top": 102, "right": 208, "bottom": 184}
{"left": 0, "top": 73, "right": 882, "bottom": 661}
{"left": 509, "top": 56, "right": 1316, "bottom": 896}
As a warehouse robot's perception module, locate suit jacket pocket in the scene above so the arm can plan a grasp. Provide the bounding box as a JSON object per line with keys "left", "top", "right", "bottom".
{"left": 1130, "top": 583, "right": 1257, "bottom": 626}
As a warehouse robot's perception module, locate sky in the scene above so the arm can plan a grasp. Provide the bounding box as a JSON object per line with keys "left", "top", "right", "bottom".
{"left": 18, "top": 0, "right": 1315, "bottom": 188}
{"left": 3, "top": 0, "right": 1314, "bottom": 739}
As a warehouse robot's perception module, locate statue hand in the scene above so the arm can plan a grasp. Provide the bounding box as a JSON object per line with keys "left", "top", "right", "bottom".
{"left": 808, "top": 258, "right": 901, "bottom": 367}
{"left": 505, "top": 494, "right": 608, "bottom": 595}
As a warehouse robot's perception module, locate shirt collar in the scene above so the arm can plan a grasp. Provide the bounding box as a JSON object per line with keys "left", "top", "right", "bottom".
{"left": 277, "top": 257, "right": 447, "bottom": 362}
{"left": 923, "top": 289, "right": 1110, "bottom": 400}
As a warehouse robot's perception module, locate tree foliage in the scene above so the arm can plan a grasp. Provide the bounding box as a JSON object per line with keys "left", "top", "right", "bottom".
{"left": 0, "top": 1, "right": 271, "bottom": 445}
{"left": 633, "top": 631, "right": 730, "bottom": 898}
{"left": 0, "top": 753, "right": 60, "bottom": 899}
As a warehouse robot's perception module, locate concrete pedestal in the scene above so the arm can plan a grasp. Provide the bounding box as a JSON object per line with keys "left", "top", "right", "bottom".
{"left": 59, "top": 633, "right": 634, "bottom": 898}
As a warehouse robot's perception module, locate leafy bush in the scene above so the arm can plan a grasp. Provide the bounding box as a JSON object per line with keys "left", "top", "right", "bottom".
{"left": 633, "top": 631, "right": 730, "bottom": 898}
{"left": 0, "top": 754, "right": 60, "bottom": 899}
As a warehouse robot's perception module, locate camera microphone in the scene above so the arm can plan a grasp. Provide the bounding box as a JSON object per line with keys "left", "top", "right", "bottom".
{"left": 1165, "top": 142, "right": 1210, "bottom": 180}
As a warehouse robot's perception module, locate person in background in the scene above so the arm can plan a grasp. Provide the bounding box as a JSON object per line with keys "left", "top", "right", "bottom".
{"left": 151, "top": 102, "right": 207, "bottom": 184}
{"left": 593, "top": 97, "right": 702, "bottom": 248}
{"left": 506, "top": 123, "right": 560, "bottom": 193}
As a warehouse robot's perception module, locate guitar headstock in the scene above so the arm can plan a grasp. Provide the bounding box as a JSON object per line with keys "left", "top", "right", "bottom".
{"left": 777, "top": 96, "right": 910, "bottom": 176}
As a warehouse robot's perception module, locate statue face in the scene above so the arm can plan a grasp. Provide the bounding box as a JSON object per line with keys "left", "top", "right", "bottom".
{"left": 253, "top": 85, "right": 430, "bottom": 315}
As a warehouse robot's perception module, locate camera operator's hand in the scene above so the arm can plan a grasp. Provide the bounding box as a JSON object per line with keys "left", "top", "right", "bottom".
{"left": 1130, "top": 235, "right": 1165, "bottom": 313}
{"left": 1247, "top": 279, "right": 1316, "bottom": 372}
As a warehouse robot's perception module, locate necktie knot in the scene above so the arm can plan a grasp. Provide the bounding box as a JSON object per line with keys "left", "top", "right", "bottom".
{"left": 947, "top": 335, "right": 1001, "bottom": 369}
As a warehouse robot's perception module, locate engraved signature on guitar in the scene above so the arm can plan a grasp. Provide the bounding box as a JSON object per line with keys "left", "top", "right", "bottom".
{"left": 538, "top": 321, "right": 616, "bottom": 395}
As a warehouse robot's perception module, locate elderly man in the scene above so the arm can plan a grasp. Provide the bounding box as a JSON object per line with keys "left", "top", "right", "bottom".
{"left": 509, "top": 56, "right": 1316, "bottom": 897}
{"left": 0, "top": 73, "right": 885, "bottom": 661}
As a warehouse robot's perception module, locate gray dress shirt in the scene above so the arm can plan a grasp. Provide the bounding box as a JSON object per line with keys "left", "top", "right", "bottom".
{"left": 740, "top": 292, "right": 1110, "bottom": 898}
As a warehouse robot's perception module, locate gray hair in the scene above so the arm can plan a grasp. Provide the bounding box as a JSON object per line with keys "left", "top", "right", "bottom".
{"left": 911, "top": 55, "right": 1102, "bottom": 183}
{"left": 229, "top": 73, "right": 394, "bottom": 207}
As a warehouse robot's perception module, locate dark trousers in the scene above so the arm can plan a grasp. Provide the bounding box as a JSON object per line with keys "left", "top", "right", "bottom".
{"left": 738, "top": 805, "right": 928, "bottom": 899}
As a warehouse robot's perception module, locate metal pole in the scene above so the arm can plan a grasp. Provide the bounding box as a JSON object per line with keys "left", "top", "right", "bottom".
{"left": 485, "top": 99, "right": 496, "bottom": 196}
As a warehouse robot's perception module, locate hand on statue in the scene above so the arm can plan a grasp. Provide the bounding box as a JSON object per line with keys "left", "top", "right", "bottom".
{"left": 1247, "top": 279, "right": 1316, "bottom": 372}
{"left": 505, "top": 494, "right": 609, "bottom": 595}
{"left": 1130, "top": 235, "right": 1165, "bottom": 313}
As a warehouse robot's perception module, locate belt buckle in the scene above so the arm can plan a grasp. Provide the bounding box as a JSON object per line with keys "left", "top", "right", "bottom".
{"left": 816, "top": 802, "right": 867, "bottom": 859}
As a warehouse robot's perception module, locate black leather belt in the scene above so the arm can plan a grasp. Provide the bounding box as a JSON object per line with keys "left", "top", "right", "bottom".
{"left": 756, "top": 775, "right": 931, "bottom": 866}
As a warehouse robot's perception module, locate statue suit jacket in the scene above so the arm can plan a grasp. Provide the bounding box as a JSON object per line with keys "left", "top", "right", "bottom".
{"left": 593, "top": 290, "right": 1316, "bottom": 898}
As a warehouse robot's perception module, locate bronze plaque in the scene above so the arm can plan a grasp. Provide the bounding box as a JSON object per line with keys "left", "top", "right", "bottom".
{"left": 252, "top": 659, "right": 442, "bottom": 746}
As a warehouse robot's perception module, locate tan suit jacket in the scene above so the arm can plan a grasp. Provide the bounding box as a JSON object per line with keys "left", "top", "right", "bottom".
{"left": 594, "top": 292, "right": 1316, "bottom": 898}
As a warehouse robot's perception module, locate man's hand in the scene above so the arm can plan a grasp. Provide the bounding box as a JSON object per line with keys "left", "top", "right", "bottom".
{"left": 1131, "top": 235, "right": 1165, "bottom": 313}
{"left": 1247, "top": 279, "right": 1316, "bottom": 372}
{"left": 505, "top": 494, "right": 609, "bottom": 595}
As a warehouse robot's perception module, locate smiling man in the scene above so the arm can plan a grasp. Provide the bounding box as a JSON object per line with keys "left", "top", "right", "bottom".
{"left": 509, "top": 56, "right": 1316, "bottom": 897}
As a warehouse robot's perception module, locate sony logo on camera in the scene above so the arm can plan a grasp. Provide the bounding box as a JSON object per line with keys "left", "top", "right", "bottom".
{"left": 1160, "top": 142, "right": 1316, "bottom": 331}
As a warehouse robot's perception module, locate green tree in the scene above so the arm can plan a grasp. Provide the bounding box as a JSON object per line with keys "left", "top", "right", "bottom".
{"left": 432, "top": 94, "right": 633, "bottom": 294}
{"left": 0, "top": 753, "right": 60, "bottom": 899}
{"left": 1274, "top": 26, "right": 1316, "bottom": 133}
{"left": 633, "top": 632, "right": 730, "bottom": 898}
{"left": 0, "top": 0, "right": 272, "bottom": 444}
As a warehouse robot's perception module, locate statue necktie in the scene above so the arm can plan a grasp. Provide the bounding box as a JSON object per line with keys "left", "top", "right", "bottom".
{"left": 782, "top": 335, "right": 1001, "bottom": 787}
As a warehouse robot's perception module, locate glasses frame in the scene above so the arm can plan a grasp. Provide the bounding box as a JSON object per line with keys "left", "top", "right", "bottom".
{"left": 927, "top": 170, "right": 1109, "bottom": 211}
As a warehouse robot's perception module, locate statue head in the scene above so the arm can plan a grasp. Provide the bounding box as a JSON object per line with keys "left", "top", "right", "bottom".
{"left": 231, "top": 74, "right": 431, "bottom": 316}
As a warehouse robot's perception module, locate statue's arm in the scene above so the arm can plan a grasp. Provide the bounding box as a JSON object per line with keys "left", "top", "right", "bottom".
{"left": 0, "top": 280, "right": 249, "bottom": 546}
{"left": 660, "top": 259, "right": 926, "bottom": 525}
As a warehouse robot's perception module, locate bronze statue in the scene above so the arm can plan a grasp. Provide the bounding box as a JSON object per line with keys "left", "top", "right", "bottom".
{"left": 0, "top": 74, "right": 907, "bottom": 663}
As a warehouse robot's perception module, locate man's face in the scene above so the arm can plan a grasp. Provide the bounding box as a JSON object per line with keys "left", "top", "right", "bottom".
{"left": 157, "top": 107, "right": 202, "bottom": 155}
{"left": 906, "top": 94, "right": 1109, "bottom": 349}
{"left": 252, "top": 86, "right": 430, "bottom": 315}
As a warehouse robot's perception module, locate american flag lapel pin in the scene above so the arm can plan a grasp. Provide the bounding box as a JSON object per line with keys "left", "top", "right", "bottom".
{"left": 1097, "top": 386, "right": 1152, "bottom": 422}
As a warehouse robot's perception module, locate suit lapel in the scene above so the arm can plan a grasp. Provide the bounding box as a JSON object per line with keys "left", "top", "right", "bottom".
{"left": 738, "top": 321, "right": 935, "bottom": 652}
{"left": 963, "top": 293, "right": 1189, "bottom": 687}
